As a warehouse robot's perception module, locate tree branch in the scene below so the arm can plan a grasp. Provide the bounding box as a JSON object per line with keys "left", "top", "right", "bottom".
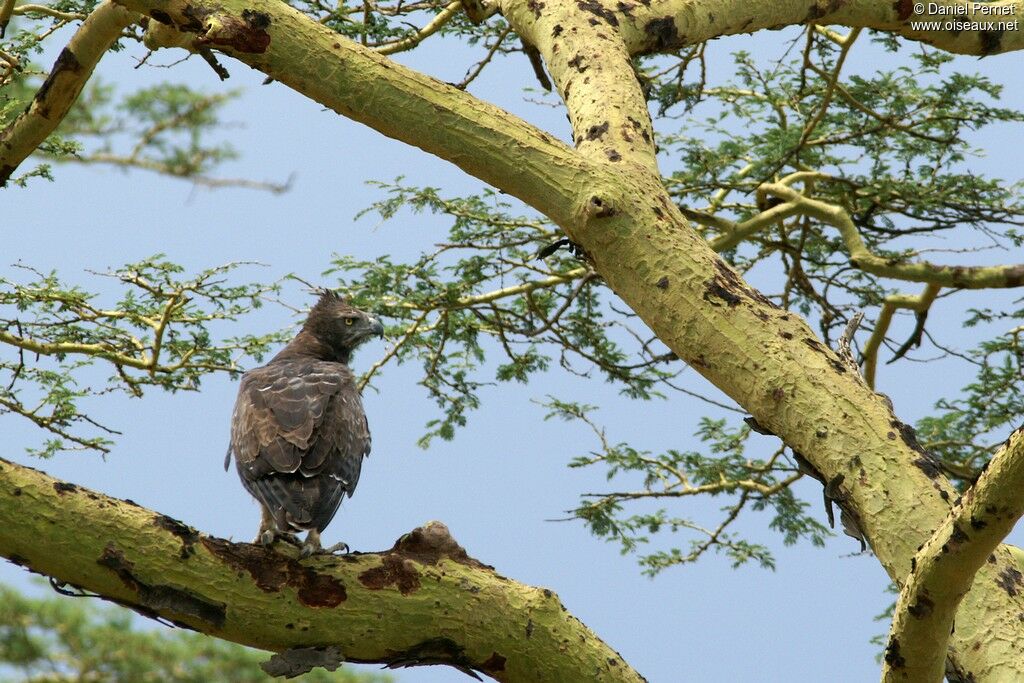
{"left": 583, "top": 472, "right": 802, "bottom": 500}
{"left": 0, "top": 0, "right": 13, "bottom": 36}
{"left": 0, "top": 1, "right": 138, "bottom": 186}
{"left": 882, "top": 423, "right": 1024, "bottom": 682}
{"left": 704, "top": 201, "right": 803, "bottom": 252}
{"left": 125, "top": 0, "right": 587, "bottom": 227}
{"left": 0, "top": 327, "right": 155, "bottom": 370}
{"left": 0, "top": 456, "right": 644, "bottom": 683}
{"left": 862, "top": 284, "right": 941, "bottom": 388}
{"left": 613, "top": 0, "right": 1024, "bottom": 57}
{"left": 373, "top": 0, "right": 462, "bottom": 55}
{"left": 498, "top": 0, "right": 658, "bottom": 170}
{"left": 401, "top": 268, "right": 590, "bottom": 310}
{"left": 20, "top": 0, "right": 1024, "bottom": 676}
{"left": 760, "top": 181, "right": 1024, "bottom": 288}
{"left": 62, "top": 152, "right": 294, "bottom": 192}
{"left": 12, "top": 3, "right": 87, "bottom": 20}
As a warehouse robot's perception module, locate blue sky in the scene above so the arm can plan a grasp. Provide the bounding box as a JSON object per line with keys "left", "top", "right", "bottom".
{"left": 3, "top": 17, "right": 1023, "bottom": 682}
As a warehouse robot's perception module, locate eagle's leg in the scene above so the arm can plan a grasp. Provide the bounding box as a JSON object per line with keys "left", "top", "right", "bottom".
{"left": 255, "top": 507, "right": 298, "bottom": 546}
{"left": 256, "top": 506, "right": 276, "bottom": 545}
{"left": 300, "top": 528, "right": 350, "bottom": 557}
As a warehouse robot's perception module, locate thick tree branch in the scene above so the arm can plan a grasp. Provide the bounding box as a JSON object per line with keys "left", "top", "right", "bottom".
{"left": 882, "top": 424, "right": 1024, "bottom": 682}
{"left": 0, "top": 456, "right": 644, "bottom": 683}
{"left": 0, "top": 1, "right": 138, "bottom": 186}
{"left": 0, "top": 0, "right": 13, "bottom": 35}
{"left": 123, "top": 0, "right": 588, "bottom": 228}
{"left": 833, "top": 0, "right": 1023, "bottom": 55}
{"left": 499, "top": 0, "right": 658, "bottom": 170}
{"left": 614, "top": 0, "right": 1024, "bottom": 56}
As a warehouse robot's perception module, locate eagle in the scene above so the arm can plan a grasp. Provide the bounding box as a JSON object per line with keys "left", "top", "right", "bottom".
{"left": 226, "top": 290, "right": 383, "bottom": 556}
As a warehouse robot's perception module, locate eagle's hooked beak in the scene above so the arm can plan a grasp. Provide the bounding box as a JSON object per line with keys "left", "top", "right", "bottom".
{"left": 368, "top": 317, "right": 384, "bottom": 338}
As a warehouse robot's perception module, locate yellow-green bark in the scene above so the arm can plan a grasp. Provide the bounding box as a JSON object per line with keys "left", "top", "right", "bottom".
{"left": 882, "top": 426, "right": 1024, "bottom": 682}
{"left": 612, "top": 0, "right": 1024, "bottom": 57}
{"left": 0, "top": 457, "right": 644, "bottom": 682}
{"left": 762, "top": 182, "right": 1024, "bottom": 288}
{"left": 3, "top": 0, "right": 1024, "bottom": 678}
{"left": 499, "top": 0, "right": 657, "bottom": 169}
{"left": 0, "top": 1, "right": 136, "bottom": 185}
{"left": 515, "top": 2, "right": 1024, "bottom": 660}
{"left": 124, "top": 0, "right": 587, "bottom": 226}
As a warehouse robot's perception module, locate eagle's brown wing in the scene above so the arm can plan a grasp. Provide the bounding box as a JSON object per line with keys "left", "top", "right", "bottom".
{"left": 228, "top": 358, "right": 370, "bottom": 533}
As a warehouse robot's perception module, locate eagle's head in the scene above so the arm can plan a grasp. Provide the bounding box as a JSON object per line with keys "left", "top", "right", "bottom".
{"left": 304, "top": 289, "right": 384, "bottom": 360}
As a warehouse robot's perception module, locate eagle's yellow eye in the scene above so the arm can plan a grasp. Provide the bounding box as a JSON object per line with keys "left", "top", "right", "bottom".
{"left": 345, "top": 318, "right": 354, "bottom": 326}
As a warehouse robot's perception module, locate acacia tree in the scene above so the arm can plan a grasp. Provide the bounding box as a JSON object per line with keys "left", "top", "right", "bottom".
{"left": 2, "top": 0, "right": 1024, "bottom": 680}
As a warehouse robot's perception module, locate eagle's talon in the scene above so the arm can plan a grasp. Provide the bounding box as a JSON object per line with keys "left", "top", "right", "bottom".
{"left": 300, "top": 541, "right": 349, "bottom": 557}
{"left": 323, "top": 542, "right": 350, "bottom": 555}
{"left": 299, "top": 528, "right": 349, "bottom": 557}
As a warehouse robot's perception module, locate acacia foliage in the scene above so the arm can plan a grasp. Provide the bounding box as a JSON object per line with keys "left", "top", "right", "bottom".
{"left": 2, "top": 0, "right": 1023, "bottom": 579}
{"left": 0, "top": 257, "right": 285, "bottom": 456}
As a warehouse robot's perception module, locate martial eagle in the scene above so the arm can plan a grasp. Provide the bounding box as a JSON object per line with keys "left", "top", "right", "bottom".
{"left": 226, "top": 290, "right": 383, "bottom": 556}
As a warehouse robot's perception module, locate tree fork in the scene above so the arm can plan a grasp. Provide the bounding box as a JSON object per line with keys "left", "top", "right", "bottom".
{"left": 0, "top": 457, "right": 645, "bottom": 682}
{"left": 9, "top": 0, "right": 1024, "bottom": 676}
{"left": 561, "top": 169, "right": 1024, "bottom": 680}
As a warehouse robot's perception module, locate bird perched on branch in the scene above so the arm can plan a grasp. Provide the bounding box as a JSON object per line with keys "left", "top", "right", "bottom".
{"left": 225, "top": 289, "right": 384, "bottom": 556}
